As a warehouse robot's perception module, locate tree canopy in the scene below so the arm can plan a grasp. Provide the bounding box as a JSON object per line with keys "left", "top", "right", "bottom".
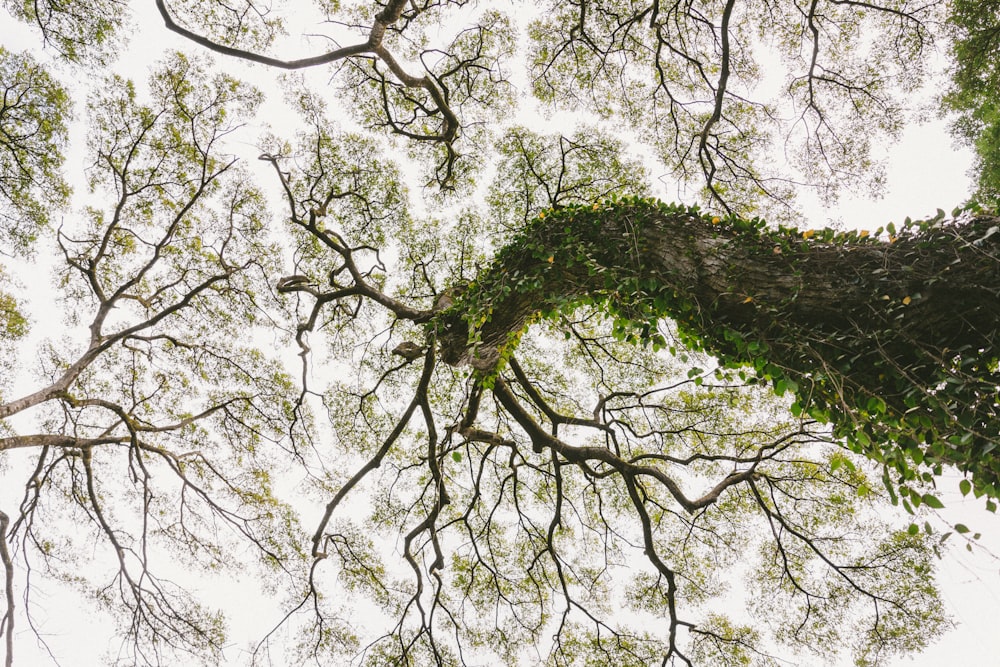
{"left": 944, "top": 0, "right": 1000, "bottom": 204}
{"left": 0, "top": 1, "right": 997, "bottom": 665}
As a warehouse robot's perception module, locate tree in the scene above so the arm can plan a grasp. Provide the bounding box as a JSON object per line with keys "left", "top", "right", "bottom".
{"left": 0, "top": 0, "right": 995, "bottom": 665}
{"left": 0, "top": 46, "right": 70, "bottom": 255}
{"left": 944, "top": 0, "right": 1000, "bottom": 205}
{"left": 1, "top": 50, "right": 301, "bottom": 666}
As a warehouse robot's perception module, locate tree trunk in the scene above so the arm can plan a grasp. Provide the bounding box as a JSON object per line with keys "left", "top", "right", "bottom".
{"left": 437, "top": 199, "right": 1000, "bottom": 493}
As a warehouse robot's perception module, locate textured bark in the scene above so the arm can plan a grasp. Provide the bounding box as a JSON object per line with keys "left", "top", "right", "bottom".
{"left": 441, "top": 206, "right": 999, "bottom": 365}
{"left": 437, "top": 201, "right": 1000, "bottom": 486}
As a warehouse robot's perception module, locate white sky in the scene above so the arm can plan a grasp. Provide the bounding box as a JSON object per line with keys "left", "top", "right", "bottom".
{"left": 1, "top": 3, "right": 999, "bottom": 666}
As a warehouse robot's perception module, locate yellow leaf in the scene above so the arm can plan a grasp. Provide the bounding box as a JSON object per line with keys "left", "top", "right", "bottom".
{"left": 742, "top": 296, "right": 753, "bottom": 304}
{"left": 859, "top": 229, "right": 869, "bottom": 238}
{"left": 711, "top": 216, "right": 721, "bottom": 224}
{"left": 547, "top": 255, "right": 554, "bottom": 263}
{"left": 902, "top": 295, "right": 911, "bottom": 305}
{"left": 802, "top": 229, "right": 814, "bottom": 239}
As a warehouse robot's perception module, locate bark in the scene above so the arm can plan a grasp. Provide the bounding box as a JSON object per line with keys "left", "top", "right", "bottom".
{"left": 437, "top": 200, "right": 1000, "bottom": 488}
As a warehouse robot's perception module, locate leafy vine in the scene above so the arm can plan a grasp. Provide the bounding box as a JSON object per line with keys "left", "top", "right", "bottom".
{"left": 435, "top": 196, "right": 1000, "bottom": 507}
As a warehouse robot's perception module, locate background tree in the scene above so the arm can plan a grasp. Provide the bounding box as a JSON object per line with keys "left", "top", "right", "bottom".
{"left": 0, "top": 46, "right": 70, "bottom": 255}
{"left": 1, "top": 51, "right": 307, "bottom": 666}
{"left": 0, "top": 0, "right": 996, "bottom": 666}
{"left": 944, "top": 0, "right": 1000, "bottom": 205}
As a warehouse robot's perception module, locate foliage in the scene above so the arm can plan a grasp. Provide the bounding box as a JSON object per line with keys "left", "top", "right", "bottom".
{"left": 2, "top": 50, "right": 304, "bottom": 665}
{"left": 0, "top": 46, "right": 71, "bottom": 255}
{"left": 527, "top": 0, "right": 933, "bottom": 218}
{"left": 0, "top": 0, "right": 128, "bottom": 64}
{"left": 0, "top": 1, "right": 995, "bottom": 666}
{"left": 944, "top": 0, "right": 1000, "bottom": 205}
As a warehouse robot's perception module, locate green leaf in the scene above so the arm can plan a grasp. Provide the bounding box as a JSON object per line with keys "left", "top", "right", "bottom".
{"left": 907, "top": 523, "right": 919, "bottom": 536}
{"left": 960, "top": 479, "right": 972, "bottom": 496}
{"left": 452, "top": 451, "right": 462, "bottom": 462}
{"left": 955, "top": 523, "right": 970, "bottom": 534}
{"left": 921, "top": 493, "right": 945, "bottom": 509}
{"left": 866, "top": 396, "right": 887, "bottom": 414}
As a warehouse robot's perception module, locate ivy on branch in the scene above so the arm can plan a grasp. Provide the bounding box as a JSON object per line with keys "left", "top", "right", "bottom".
{"left": 436, "top": 196, "right": 1000, "bottom": 505}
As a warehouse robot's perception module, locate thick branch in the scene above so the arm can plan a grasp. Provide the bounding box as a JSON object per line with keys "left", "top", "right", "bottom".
{"left": 492, "top": 377, "right": 756, "bottom": 513}
{"left": 0, "top": 510, "right": 12, "bottom": 667}
{"left": 0, "top": 434, "right": 128, "bottom": 452}
{"left": 155, "top": 0, "right": 370, "bottom": 68}
{"left": 157, "top": 0, "right": 460, "bottom": 180}
{"left": 438, "top": 199, "right": 1000, "bottom": 488}
{"left": 310, "top": 342, "right": 437, "bottom": 558}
